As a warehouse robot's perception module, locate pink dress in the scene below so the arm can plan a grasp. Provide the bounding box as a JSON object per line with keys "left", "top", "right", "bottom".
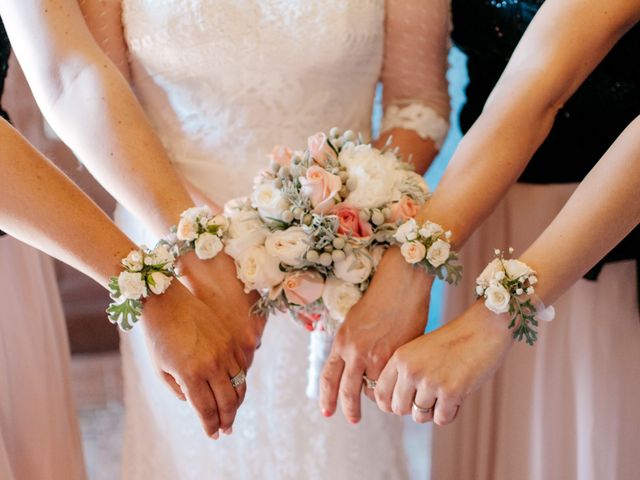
{"left": 0, "top": 236, "right": 86, "bottom": 480}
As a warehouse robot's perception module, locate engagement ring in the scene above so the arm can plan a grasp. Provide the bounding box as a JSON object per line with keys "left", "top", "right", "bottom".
{"left": 230, "top": 370, "right": 246, "bottom": 389}
{"left": 362, "top": 375, "right": 377, "bottom": 389}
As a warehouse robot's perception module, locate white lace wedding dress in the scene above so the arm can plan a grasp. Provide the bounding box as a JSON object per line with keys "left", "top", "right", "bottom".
{"left": 114, "top": 1, "right": 451, "bottom": 479}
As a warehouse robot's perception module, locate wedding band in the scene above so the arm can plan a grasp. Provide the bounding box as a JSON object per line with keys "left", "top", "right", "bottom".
{"left": 412, "top": 401, "right": 434, "bottom": 415}
{"left": 362, "top": 375, "right": 377, "bottom": 390}
{"left": 230, "top": 370, "right": 246, "bottom": 389}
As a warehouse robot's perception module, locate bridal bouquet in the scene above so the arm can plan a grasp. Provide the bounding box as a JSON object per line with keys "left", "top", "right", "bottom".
{"left": 223, "top": 128, "right": 429, "bottom": 396}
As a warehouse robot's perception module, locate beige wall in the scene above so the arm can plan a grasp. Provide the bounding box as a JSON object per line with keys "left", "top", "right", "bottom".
{"left": 5, "top": 54, "right": 119, "bottom": 353}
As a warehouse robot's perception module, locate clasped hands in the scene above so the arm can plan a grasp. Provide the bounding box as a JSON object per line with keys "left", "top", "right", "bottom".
{"left": 319, "top": 247, "right": 515, "bottom": 426}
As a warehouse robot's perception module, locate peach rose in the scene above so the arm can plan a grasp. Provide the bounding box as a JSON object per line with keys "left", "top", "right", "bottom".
{"left": 389, "top": 196, "right": 420, "bottom": 223}
{"left": 283, "top": 271, "right": 325, "bottom": 306}
{"left": 307, "top": 132, "right": 337, "bottom": 166}
{"left": 300, "top": 166, "right": 342, "bottom": 214}
{"left": 331, "top": 204, "right": 373, "bottom": 239}
{"left": 269, "top": 145, "right": 293, "bottom": 167}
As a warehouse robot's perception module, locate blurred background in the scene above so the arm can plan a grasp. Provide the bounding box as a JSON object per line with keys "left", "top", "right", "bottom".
{"left": 4, "top": 47, "right": 468, "bottom": 479}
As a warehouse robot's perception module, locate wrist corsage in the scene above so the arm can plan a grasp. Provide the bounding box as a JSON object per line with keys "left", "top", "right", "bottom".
{"left": 475, "top": 248, "right": 555, "bottom": 345}
{"left": 163, "top": 206, "right": 228, "bottom": 260}
{"left": 394, "top": 218, "right": 462, "bottom": 285}
{"left": 107, "top": 244, "right": 177, "bottom": 331}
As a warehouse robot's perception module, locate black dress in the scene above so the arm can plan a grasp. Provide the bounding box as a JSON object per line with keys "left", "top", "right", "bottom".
{"left": 0, "top": 19, "right": 10, "bottom": 238}
{"left": 451, "top": 0, "right": 639, "bottom": 292}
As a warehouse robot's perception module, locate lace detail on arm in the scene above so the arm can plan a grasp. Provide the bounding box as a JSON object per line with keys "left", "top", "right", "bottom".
{"left": 382, "top": 103, "right": 449, "bottom": 148}
{"left": 381, "top": 0, "right": 452, "bottom": 148}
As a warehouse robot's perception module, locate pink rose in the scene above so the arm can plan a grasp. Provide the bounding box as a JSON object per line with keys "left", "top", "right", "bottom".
{"left": 307, "top": 132, "right": 337, "bottom": 166}
{"left": 269, "top": 145, "right": 293, "bottom": 167}
{"left": 389, "top": 196, "right": 420, "bottom": 223}
{"left": 300, "top": 166, "right": 342, "bottom": 214}
{"left": 331, "top": 204, "right": 373, "bottom": 238}
{"left": 283, "top": 271, "right": 325, "bottom": 306}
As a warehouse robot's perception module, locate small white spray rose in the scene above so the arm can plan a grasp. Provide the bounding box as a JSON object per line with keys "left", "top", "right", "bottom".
{"left": 504, "top": 259, "right": 533, "bottom": 280}
{"left": 147, "top": 271, "right": 173, "bottom": 295}
{"left": 118, "top": 271, "right": 147, "bottom": 300}
{"left": 484, "top": 284, "right": 511, "bottom": 314}
{"left": 176, "top": 216, "right": 199, "bottom": 242}
{"left": 476, "top": 258, "right": 503, "bottom": 289}
{"left": 426, "top": 239, "right": 451, "bottom": 268}
{"left": 400, "top": 242, "right": 427, "bottom": 264}
{"left": 395, "top": 219, "right": 418, "bottom": 243}
{"left": 195, "top": 233, "right": 224, "bottom": 260}
{"left": 122, "top": 250, "right": 144, "bottom": 272}
{"left": 418, "top": 221, "right": 444, "bottom": 239}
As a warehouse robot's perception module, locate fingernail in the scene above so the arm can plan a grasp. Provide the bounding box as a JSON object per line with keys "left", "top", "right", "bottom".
{"left": 322, "top": 409, "right": 332, "bottom": 418}
{"left": 349, "top": 418, "right": 360, "bottom": 425}
{"left": 210, "top": 431, "right": 219, "bottom": 440}
{"left": 222, "top": 427, "right": 233, "bottom": 435}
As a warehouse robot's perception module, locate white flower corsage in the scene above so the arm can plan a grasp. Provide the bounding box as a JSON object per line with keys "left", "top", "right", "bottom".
{"left": 475, "top": 248, "right": 555, "bottom": 345}
{"left": 164, "top": 206, "right": 228, "bottom": 260}
{"left": 395, "top": 219, "right": 462, "bottom": 285}
{"left": 107, "top": 244, "right": 177, "bottom": 331}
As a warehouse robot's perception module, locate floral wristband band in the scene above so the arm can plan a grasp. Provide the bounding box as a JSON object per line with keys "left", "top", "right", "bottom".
{"left": 107, "top": 244, "right": 177, "bottom": 331}
{"left": 475, "top": 248, "right": 555, "bottom": 345}
{"left": 395, "top": 218, "right": 462, "bottom": 285}
{"left": 162, "top": 206, "right": 228, "bottom": 260}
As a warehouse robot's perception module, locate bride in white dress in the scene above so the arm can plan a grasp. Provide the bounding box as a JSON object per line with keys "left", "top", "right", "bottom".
{"left": 83, "top": 1, "right": 452, "bottom": 478}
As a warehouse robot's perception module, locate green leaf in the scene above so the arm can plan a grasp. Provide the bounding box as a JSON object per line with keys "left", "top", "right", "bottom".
{"left": 106, "top": 298, "right": 142, "bottom": 331}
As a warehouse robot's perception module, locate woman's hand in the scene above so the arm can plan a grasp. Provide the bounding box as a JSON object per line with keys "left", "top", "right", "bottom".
{"left": 319, "top": 247, "right": 433, "bottom": 423}
{"left": 375, "top": 301, "right": 514, "bottom": 426}
{"left": 141, "top": 281, "right": 248, "bottom": 438}
{"left": 178, "top": 251, "right": 266, "bottom": 368}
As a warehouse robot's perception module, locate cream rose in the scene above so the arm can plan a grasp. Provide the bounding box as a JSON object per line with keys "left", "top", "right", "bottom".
{"left": 122, "top": 250, "right": 144, "bottom": 272}
{"left": 504, "top": 259, "right": 534, "bottom": 281}
{"left": 252, "top": 183, "right": 290, "bottom": 220}
{"left": 147, "top": 271, "right": 173, "bottom": 295}
{"left": 300, "top": 166, "right": 342, "bottom": 214}
{"left": 340, "top": 144, "right": 400, "bottom": 208}
{"left": 476, "top": 258, "right": 503, "bottom": 289}
{"left": 333, "top": 251, "right": 373, "bottom": 284}
{"left": 194, "top": 233, "right": 224, "bottom": 260}
{"left": 394, "top": 219, "right": 419, "bottom": 243}
{"left": 225, "top": 210, "right": 270, "bottom": 260}
{"left": 176, "top": 216, "right": 199, "bottom": 242}
{"left": 426, "top": 239, "right": 451, "bottom": 268}
{"left": 322, "top": 277, "right": 362, "bottom": 323}
{"left": 418, "top": 221, "right": 444, "bottom": 239}
{"left": 283, "top": 271, "right": 325, "bottom": 306}
{"left": 484, "top": 284, "right": 511, "bottom": 314}
{"left": 401, "top": 242, "right": 427, "bottom": 264}
{"left": 118, "top": 271, "right": 147, "bottom": 300}
{"left": 236, "top": 246, "right": 285, "bottom": 292}
{"left": 265, "top": 227, "right": 309, "bottom": 267}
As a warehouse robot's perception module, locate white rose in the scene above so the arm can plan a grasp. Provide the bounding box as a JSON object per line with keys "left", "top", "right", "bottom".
{"left": 418, "top": 221, "right": 444, "bottom": 239}
{"left": 122, "top": 250, "right": 144, "bottom": 272}
{"left": 394, "top": 218, "right": 418, "bottom": 243}
{"left": 265, "top": 227, "right": 309, "bottom": 267}
{"left": 209, "top": 214, "right": 229, "bottom": 231}
{"left": 504, "top": 259, "right": 533, "bottom": 281}
{"left": 224, "top": 197, "right": 250, "bottom": 218}
{"left": 426, "top": 239, "right": 451, "bottom": 267}
{"left": 147, "top": 271, "right": 173, "bottom": 295}
{"left": 322, "top": 277, "right": 362, "bottom": 323}
{"left": 117, "top": 271, "right": 147, "bottom": 300}
{"left": 339, "top": 144, "right": 400, "bottom": 208}
{"left": 400, "top": 242, "right": 427, "bottom": 264}
{"left": 194, "top": 233, "right": 224, "bottom": 260}
{"left": 146, "top": 244, "right": 175, "bottom": 267}
{"left": 251, "top": 183, "right": 290, "bottom": 221}
{"left": 333, "top": 251, "right": 373, "bottom": 284}
{"left": 176, "top": 216, "right": 199, "bottom": 242}
{"left": 181, "top": 205, "right": 211, "bottom": 221}
{"left": 225, "top": 210, "right": 270, "bottom": 260}
{"left": 484, "top": 284, "right": 511, "bottom": 314}
{"left": 236, "top": 246, "right": 285, "bottom": 292}
{"left": 476, "top": 258, "right": 503, "bottom": 289}
{"left": 475, "top": 285, "right": 485, "bottom": 296}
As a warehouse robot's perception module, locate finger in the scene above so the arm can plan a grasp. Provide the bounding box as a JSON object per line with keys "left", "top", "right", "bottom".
{"left": 319, "top": 353, "right": 345, "bottom": 417}
{"left": 412, "top": 387, "right": 436, "bottom": 424}
{"left": 233, "top": 350, "right": 248, "bottom": 407}
{"left": 434, "top": 395, "right": 461, "bottom": 426}
{"left": 391, "top": 373, "right": 416, "bottom": 416}
{"left": 182, "top": 378, "right": 220, "bottom": 439}
{"left": 162, "top": 372, "right": 186, "bottom": 401}
{"left": 210, "top": 371, "right": 240, "bottom": 434}
{"left": 374, "top": 362, "right": 398, "bottom": 414}
{"left": 339, "top": 364, "right": 365, "bottom": 424}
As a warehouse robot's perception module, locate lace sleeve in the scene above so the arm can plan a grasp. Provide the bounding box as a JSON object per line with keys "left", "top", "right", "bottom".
{"left": 381, "top": 0, "right": 451, "bottom": 149}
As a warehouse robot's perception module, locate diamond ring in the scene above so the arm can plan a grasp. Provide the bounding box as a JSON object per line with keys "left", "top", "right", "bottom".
{"left": 230, "top": 370, "right": 247, "bottom": 389}
{"left": 362, "top": 375, "right": 377, "bottom": 389}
